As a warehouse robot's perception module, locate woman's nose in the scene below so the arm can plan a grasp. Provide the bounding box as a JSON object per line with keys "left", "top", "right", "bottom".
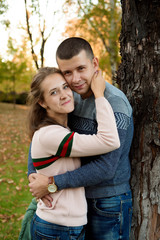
{"left": 60, "top": 90, "right": 67, "bottom": 99}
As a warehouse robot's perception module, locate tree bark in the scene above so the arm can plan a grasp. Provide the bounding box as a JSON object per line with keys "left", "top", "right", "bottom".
{"left": 117, "top": 0, "right": 160, "bottom": 239}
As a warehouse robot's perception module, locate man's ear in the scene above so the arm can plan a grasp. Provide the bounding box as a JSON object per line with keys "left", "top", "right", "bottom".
{"left": 93, "top": 57, "right": 99, "bottom": 71}
{"left": 38, "top": 100, "right": 47, "bottom": 109}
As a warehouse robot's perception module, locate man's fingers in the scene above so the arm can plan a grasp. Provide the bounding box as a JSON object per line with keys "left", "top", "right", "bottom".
{"left": 28, "top": 173, "right": 38, "bottom": 183}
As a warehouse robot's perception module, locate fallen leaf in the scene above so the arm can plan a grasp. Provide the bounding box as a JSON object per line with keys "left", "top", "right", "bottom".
{"left": 16, "top": 186, "right": 22, "bottom": 191}
{"left": 7, "top": 179, "right": 14, "bottom": 184}
{"left": 20, "top": 178, "right": 24, "bottom": 183}
{"left": 17, "top": 215, "right": 24, "bottom": 221}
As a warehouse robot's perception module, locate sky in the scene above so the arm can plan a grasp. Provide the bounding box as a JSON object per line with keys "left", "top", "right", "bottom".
{"left": 0, "top": 0, "right": 75, "bottom": 66}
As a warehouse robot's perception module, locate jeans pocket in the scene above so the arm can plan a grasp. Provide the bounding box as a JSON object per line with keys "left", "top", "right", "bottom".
{"left": 31, "top": 214, "right": 60, "bottom": 240}
{"left": 87, "top": 199, "right": 121, "bottom": 239}
{"left": 70, "top": 226, "right": 85, "bottom": 240}
{"left": 93, "top": 199, "right": 121, "bottom": 218}
{"left": 35, "top": 230, "right": 60, "bottom": 240}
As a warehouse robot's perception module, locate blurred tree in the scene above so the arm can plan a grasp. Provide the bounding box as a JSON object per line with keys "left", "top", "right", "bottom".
{"left": 0, "top": 0, "right": 8, "bottom": 15}
{"left": 0, "top": 0, "right": 10, "bottom": 28}
{"left": 24, "top": 0, "right": 58, "bottom": 69}
{"left": 63, "top": 0, "right": 121, "bottom": 83}
{"left": 0, "top": 36, "right": 35, "bottom": 99}
{"left": 117, "top": 0, "right": 160, "bottom": 239}
{"left": 0, "top": 58, "right": 8, "bottom": 83}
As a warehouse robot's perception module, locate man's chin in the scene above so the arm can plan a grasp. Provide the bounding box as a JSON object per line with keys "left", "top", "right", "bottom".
{"left": 72, "top": 87, "right": 85, "bottom": 94}
{"left": 79, "top": 89, "right": 93, "bottom": 99}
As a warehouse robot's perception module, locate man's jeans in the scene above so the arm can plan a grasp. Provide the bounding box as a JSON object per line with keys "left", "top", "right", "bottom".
{"left": 31, "top": 214, "right": 85, "bottom": 240}
{"left": 85, "top": 191, "right": 132, "bottom": 240}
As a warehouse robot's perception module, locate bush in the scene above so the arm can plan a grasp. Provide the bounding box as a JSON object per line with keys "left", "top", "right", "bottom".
{"left": 0, "top": 91, "right": 28, "bottom": 105}
{"left": 16, "top": 92, "right": 28, "bottom": 105}
{"left": 0, "top": 91, "right": 6, "bottom": 102}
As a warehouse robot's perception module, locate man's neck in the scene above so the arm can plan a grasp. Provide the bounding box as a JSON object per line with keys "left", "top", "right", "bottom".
{"left": 81, "top": 89, "right": 93, "bottom": 99}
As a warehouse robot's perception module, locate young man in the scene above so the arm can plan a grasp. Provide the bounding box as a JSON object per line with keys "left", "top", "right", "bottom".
{"left": 28, "top": 37, "right": 134, "bottom": 240}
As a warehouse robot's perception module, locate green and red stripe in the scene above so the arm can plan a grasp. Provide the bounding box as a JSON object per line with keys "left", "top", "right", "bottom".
{"left": 32, "top": 132, "right": 75, "bottom": 170}
{"left": 56, "top": 132, "right": 74, "bottom": 157}
{"left": 33, "top": 156, "right": 60, "bottom": 170}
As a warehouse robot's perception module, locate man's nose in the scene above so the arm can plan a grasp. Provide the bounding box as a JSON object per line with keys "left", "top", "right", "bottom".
{"left": 72, "top": 71, "right": 80, "bottom": 83}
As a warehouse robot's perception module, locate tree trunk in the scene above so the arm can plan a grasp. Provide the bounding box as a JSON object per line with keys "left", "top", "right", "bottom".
{"left": 117, "top": 0, "right": 160, "bottom": 239}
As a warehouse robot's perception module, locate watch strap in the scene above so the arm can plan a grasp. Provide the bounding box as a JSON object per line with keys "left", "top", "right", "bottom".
{"left": 48, "top": 176, "right": 54, "bottom": 184}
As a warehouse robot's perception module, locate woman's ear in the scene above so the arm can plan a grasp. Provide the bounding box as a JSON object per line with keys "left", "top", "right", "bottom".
{"left": 38, "top": 100, "right": 47, "bottom": 109}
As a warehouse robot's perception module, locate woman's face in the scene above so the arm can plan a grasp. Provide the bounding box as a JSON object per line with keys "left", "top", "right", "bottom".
{"left": 40, "top": 73, "right": 74, "bottom": 118}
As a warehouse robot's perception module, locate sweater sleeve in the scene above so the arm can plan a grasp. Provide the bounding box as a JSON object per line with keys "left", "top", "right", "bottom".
{"left": 27, "top": 143, "right": 36, "bottom": 176}
{"left": 36, "top": 97, "right": 120, "bottom": 159}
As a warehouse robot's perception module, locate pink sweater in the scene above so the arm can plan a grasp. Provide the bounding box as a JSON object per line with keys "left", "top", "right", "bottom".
{"left": 31, "top": 97, "right": 120, "bottom": 227}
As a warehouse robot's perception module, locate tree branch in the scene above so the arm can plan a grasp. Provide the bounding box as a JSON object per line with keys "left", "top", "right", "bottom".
{"left": 24, "top": 0, "right": 39, "bottom": 69}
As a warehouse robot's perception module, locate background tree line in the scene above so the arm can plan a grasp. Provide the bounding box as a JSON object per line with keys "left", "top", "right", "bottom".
{"left": 0, "top": 0, "right": 121, "bottom": 105}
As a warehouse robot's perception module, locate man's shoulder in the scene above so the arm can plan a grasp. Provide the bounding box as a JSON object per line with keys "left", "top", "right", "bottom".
{"left": 104, "top": 82, "right": 132, "bottom": 116}
{"left": 72, "top": 84, "right": 132, "bottom": 116}
{"left": 104, "top": 82, "right": 127, "bottom": 100}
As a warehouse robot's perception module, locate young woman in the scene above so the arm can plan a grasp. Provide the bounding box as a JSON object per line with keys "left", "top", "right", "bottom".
{"left": 28, "top": 67, "right": 120, "bottom": 240}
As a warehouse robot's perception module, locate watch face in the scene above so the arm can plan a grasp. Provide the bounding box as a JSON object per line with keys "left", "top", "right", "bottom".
{"left": 48, "top": 184, "right": 57, "bottom": 193}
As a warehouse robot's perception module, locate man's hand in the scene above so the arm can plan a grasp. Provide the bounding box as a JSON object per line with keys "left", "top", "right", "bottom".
{"left": 28, "top": 173, "right": 37, "bottom": 183}
{"left": 28, "top": 173, "right": 49, "bottom": 199}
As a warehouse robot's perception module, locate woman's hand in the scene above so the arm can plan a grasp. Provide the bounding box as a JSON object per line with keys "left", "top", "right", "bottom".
{"left": 41, "top": 195, "right": 53, "bottom": 208}
{"left": 91, "top": 70, "right": 106, "bottom": 98}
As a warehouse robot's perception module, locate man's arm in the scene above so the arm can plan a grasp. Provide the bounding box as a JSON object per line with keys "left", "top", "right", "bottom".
{"left": 55, "top": 109, "right": 133, "bottom": 190}
{"left": 28, "top": 142, "right": 36, "bottom": 177}
{"left": 28, "top": 143, "right": 53, "bottom": 205}
{"left": 54, "top": 128, "right": 126, "bottom": 190}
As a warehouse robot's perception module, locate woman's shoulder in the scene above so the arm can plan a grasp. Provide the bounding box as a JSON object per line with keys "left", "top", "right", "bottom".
{"left": 34, "top": 124, "right": 71, "bottom": 142}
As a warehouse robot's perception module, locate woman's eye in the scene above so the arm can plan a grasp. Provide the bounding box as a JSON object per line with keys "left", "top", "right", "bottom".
{"left": 51, "top": 91, "right": 57, "bottom": 95}
{"left": 64, "top": 85, "right": 69, "bottom": 89}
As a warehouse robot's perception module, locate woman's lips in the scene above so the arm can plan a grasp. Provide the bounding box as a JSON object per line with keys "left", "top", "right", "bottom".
{"left": 61, "top": 100, "right": 71, "bottom": 105}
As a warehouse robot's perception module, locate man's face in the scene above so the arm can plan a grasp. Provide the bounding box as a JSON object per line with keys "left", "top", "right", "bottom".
{"left": 57, "top": 50, "right": 99, "bottom": 98}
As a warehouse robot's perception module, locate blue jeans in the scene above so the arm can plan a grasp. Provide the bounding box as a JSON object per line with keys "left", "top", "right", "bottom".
{"left": 85, "top": 191, "right": 132, "bottom": 240}
{"left": 31, "top": 214, "right": 86, "bottom": 240}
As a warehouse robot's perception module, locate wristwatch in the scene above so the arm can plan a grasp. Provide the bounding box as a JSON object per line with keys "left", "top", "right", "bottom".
{"left": 47, "top": 177, "right": 58, "bottom": 193}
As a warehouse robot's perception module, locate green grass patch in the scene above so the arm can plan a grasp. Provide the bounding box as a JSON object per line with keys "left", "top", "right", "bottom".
{"left": 0, "top": 102, "right": 33, "bottom": 239}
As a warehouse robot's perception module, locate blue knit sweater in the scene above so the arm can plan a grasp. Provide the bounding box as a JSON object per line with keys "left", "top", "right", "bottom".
{"left": 28, "top": 82, "right": 134, "bottom": 198}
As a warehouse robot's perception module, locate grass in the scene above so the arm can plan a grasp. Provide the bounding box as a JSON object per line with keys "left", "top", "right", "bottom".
{"left": 0, "top": 102, "right": 33, "bottom": 239}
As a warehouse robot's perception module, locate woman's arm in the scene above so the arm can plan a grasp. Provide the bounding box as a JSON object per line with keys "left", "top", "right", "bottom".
{"left": 32, "top": 71, "right": 120, "bottom": 165}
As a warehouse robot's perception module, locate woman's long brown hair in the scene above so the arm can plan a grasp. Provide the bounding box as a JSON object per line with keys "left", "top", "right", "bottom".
{"left": 27, "top": 67, "right": 64, "bottom": 140}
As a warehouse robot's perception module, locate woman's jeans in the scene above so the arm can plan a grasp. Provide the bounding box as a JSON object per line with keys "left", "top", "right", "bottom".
{"left": 31, "top": 214, "right": 85, "bottom": 240}
{"left": 85, "top": 191, "right": 132, "bottom": 240}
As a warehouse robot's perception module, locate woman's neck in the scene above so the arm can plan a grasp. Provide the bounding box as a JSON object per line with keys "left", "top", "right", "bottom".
{"left": 47, "top": 112, "right": 68, "bottom": 128}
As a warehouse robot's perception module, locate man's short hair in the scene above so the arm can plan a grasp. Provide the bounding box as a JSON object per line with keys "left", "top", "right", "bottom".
{"left": 56, "top": 37, "right": 94, "bottom": 61}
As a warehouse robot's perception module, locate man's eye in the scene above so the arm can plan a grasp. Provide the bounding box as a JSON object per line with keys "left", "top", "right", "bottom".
{"left": 79, "top": 66, "right": 85, "bottom": 71}
{"left": 64, "top": 85, "right": 69, "bottom": 89}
